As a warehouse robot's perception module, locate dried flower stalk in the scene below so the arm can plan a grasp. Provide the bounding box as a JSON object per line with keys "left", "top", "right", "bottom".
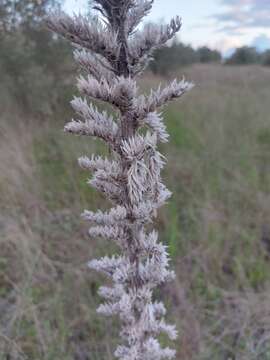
{"left": 47, "top": 1, "right": 193, "bottom": 358}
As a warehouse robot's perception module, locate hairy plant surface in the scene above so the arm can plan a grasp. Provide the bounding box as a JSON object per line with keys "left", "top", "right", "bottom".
{"left": 46, "top": 1, "right": 193, "bottom": 359}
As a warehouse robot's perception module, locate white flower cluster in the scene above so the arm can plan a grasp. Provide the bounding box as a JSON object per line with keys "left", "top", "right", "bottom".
{"left": 125, "top": 0, "right": 154, "bottom": 35}
{"left": 47, "top": 1, "right": 193, "bottom": 359}
{"left": 65, "top": 97, "right": 119, "bottom": 145}
{"left": 46, "top": 13, "right": 119, "bottom": 64}
{"left": 129, "top": 17, "right": 181, "bottom": 67}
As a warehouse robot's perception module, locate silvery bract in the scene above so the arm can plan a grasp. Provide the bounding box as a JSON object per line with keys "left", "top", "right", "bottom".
{"left": 46, "top": 1, "right": 193, "bottom": 358}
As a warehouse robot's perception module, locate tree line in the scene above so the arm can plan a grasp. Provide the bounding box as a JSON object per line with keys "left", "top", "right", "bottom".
{"left": 226, "top": 46, "right": 270, "bottom": 66}
{"left": 1, "top": 0, "right": 270, "bottom": 117}
{"left": 150, "top": 41, "right": 222, "bottom": 75}
{"left": 151, "top": 42, "right": 270, "bottom": 75}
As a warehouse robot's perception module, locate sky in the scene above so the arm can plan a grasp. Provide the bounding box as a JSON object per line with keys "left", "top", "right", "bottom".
{"left": 64, "top": 0, "right": 270, "bottom": 54}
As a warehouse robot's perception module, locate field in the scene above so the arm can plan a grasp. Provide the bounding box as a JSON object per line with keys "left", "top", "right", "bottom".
{"left": 1, "top": 64, "right": 270, "bottom": 359}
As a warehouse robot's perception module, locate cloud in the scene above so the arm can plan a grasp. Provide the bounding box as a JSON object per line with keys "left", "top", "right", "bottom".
{"left": 214, "top": 0, "right": 270, "bottom": 33}
{"left": 212, "top": 37, "right": 244, "bottom": 53}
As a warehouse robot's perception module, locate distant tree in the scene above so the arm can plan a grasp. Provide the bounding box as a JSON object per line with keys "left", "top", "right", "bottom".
{"left": 261, "top": 49, "right": 270, "bottom": 66}
{"left": 150, "top": 40, "right": 199, "bottom": 75}
{"left": 0, "top": 0, "right": 11, "bottom": 32}
{"left": 0, "top": 0, "right": 73, "bottom": 116}
{"left": 226, "top": 46, "right": 259, "bottom": 65}
{"left": 0, "top": 0, "right": 58, "bottom": 33}
{"left": 197, "top": 46, "right": 221, "bottom": 64}
{"left": 149, "top": 42, "right": 223, "bottom": 76}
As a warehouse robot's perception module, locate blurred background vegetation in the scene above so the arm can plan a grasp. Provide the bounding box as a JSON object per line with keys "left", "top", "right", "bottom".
{"left": 1, "top": 0, "right": 270, "bottom": 359}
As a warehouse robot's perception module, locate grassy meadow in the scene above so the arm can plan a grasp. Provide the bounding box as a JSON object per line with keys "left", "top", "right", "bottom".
{"left": 1, "top": 64, "right": 270, "bottom": 359}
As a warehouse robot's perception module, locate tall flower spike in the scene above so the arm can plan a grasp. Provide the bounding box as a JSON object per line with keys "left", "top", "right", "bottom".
{"left": 47, "top": 1, "right": 193, "bottom": 359}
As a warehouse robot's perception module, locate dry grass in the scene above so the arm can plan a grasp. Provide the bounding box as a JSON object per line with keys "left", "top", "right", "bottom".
{"left": 1, "top": 64, "right": 270, "bottom": 359}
